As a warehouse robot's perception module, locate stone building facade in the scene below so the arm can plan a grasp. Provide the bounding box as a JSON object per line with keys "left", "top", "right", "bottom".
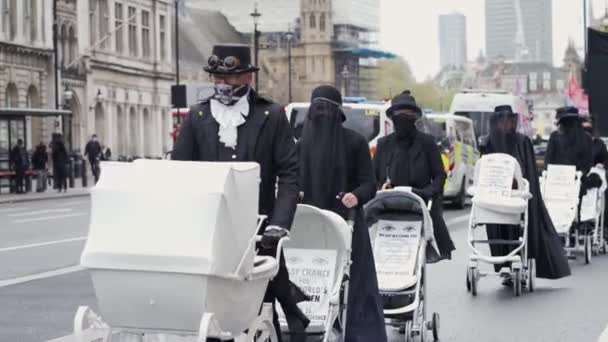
{"left": 0, "top": 0, "right": 54, "bottom": 150}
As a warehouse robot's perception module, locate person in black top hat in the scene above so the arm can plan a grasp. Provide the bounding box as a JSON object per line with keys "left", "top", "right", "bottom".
{"left": 545, "top": 106, "right": 593, "bottom": 176}
{"left": 373, "top": 92, "right": 455, "bottom": 260}
{"left": 479, "top": 105, "right": 571, "bottom": 282}
{"left": 298, "top": 85, "right": 387, "bottom": 342}
{"left": 171, "top": 43, "right": 306, "bottom": 340}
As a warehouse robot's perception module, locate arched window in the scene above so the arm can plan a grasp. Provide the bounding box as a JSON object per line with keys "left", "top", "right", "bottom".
{"left": 320, "top": 14, "right": 326, "bottom": 32}
{"left": 26, "top": 85, "right": 40, "bottom": 108}
{"left": 309, "top": 14, "right": 316, "bottom": 29}
{"left": 5, "top": 83, "right": 19, "bottom": 107}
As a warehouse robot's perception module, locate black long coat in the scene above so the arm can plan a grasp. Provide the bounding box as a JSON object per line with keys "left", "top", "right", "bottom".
{"left": 171, "top": 91, "right": 299, "bottom": 229}
{"left": 299, "top": 129, "right": 387, "bottom": 342}
{"left": 373, "top": 131, "right": 455, "bottom": 257}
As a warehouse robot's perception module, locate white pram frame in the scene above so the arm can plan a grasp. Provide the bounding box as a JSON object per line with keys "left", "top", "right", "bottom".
{"left": 278, "top": 204, "right": 353, "bottom": 342}
{"left": 580, "top": 166, "right": 608, "bottom": 257}
{"left": 539, "top": 165, "right": 594, "bottom": 264}
{"left": 365, "top": 187, "right": 440, "bottom": 342}
{"left": 466, "top": 154, "right": 535, "bottom": 297}
{"left": 71, "top": 216, "right": 289, "bottom": 342}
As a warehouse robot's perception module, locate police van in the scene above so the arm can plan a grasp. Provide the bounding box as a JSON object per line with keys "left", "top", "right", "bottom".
{"left": 449, "top": 89, "right": 534, "bottom": 143}
{"left": 420, "top": 114, "right": 478, "bottom": 208}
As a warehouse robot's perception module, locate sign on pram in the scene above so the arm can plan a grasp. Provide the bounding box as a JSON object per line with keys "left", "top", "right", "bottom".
{"left": 476, "top": 155, "right": 516, "bottom": 198}
{"left": 277, "top": 248, "right": 337, "bottom": 324}
{"left": 373, "top": 220, "right": 422, "bottom": 290}
{"left": 545, "top": 165, "right": 578, "bottom": 200}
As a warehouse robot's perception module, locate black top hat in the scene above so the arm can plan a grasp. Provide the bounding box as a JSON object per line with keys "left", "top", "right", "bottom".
{"left": 204, "top": 44, "right": 259, "bottom": 75}
{"left": 386, "top": 93, "right": 422, "bottom": 117}
{"left": 555, "top": 106, "right": 580, "bottom": 122}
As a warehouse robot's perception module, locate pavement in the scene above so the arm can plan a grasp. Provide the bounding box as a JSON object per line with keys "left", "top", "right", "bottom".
{"left": 1, "top": 198, "right": 608, "bottom": 341}
{"left": 0, "top": 185, "right": 91, "bottom": 205}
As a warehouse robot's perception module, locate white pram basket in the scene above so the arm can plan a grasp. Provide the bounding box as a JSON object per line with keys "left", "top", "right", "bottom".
{"left": 72, "top": 160, "right": 283, "bottom": 342}
{"left": 467, "top": 153, "right": 534, "bottom": 297}
{"left": 277, "top": 204, "right": 352, "bottom": 342}
{"left": 364, "top": 187, "right": 440, "bottom": 342}
{"left": 539, "top": 164, "right": 592, "bottom": 264}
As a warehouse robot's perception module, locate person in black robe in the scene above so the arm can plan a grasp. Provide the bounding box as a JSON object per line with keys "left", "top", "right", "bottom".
{"left": 479, "top": 105, "right": 571, "bottom": 282}
{"left": 373, "top": 92, "right": 455, "bottom": 260}
{"left": 582, "top": 117, "right": 608, "bottom": 167}
{"left": 171, "top": 44, "right": 307, "bottom": 341}
{"left": 51, "top": 134, "right": 69, "bottom": 193}
{"left": 545, "top": 107, "right": 593, "bottom": 178}
{"left": 298, "top": 85, "right": 387, "bottom": 342}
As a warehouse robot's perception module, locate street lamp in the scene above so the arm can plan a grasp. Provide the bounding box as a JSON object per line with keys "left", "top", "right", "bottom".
{"left": 63, "top": 86, "right": 74, "bottom": 151}
{"left": 250, "top": 2, "right": 261, "bottom": 91}
{"left": 285, "top": 30, "right": 294, "bottom": 103}
{"left": 341, "top": 65, "right": 350, "bottom": 96}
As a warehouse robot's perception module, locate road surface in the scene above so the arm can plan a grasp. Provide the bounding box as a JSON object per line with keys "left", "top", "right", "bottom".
{"left": 1, "top": 197, "right": 608, "bottom": 341}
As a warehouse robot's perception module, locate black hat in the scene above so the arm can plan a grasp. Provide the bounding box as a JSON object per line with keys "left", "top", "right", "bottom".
{"left": 204, "top": 44, "right": 259, "bottom": 75}
{"left": 555, "top": 106, "right": 580, "bottom": 123}
{"left": 386, "top": 93, "right": 422, "bottom": 117}
{"left": 494, "top": 105, "right": 517, "bottom": 117}
{"left": 311, "top": 85, "right": 343, "bottom": 107}
{"left": 310, "top": 85, "right": 345, "bottom": 121}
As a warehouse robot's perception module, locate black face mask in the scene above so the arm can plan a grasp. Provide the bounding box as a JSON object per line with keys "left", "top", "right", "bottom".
{"left": 213, "top": 84, "right": 249, "bottom": 105}
{"left": 393, "top": 115, "right": 418, "bottom": 140}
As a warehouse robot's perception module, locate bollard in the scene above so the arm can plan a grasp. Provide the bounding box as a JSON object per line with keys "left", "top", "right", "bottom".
{"left": 69, "top": 157, "right": 75, "bottom": 188}
{"left": 82, "top": 159, "right": 88, "bottom": 187}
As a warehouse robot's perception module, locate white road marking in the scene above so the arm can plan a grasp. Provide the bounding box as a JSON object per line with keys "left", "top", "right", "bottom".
{"left": 0, "top": 206, "right": 30, "bottom": 213}
{"left": 0, "top": 237, "right": 86, "bottom": 253}
{"left": 446, "top": 214, "right": 469, "bottom": 226}
{"left": 0, "top": 265, "right": 83, "bottom": 288}
{"left": 12, "top": 212, "right": 87, "bottom": 224}
{"left": 53, "top": 200, "right": 89, "bottom": 207}
{"left": 8, "top": 208, "right": 72, "bottom": 217}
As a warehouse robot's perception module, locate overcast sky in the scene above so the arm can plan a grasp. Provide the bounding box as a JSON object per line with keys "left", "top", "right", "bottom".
{"left": 380, "top": 0, "right": 608, "bottom": 81}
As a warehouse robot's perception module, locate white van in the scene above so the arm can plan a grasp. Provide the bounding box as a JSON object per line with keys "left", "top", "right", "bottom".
{"left": 420, "top": 114, "right": 478, "bottom": 208}
{"left": 449, "top": 89, "right": 534, "bottom": 142}
{"left": 285, "top": 102, "right": 390, "bottom": 154}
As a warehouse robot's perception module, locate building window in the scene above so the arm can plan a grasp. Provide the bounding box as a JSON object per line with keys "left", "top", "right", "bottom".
{"left": 68, "top": 26, "right": 76, "bottom": 65}
{"left": 128, "top": 6, "right": 137, "bottom": 57}
{"left": 543, "top": 72, "right": 551, "bottom": 90}
{"left": 141, "top": 10, "right": 151, "bottom": 58}
{"left": 309, "top": 14, "right": 316, "bottom": 29}
{"left": 529, "top": 72, "right": 538, "bottom": 92}
{"left": 159, "top": 14, "right": 167, "bottom": 61}
{"left": 61, "top": 25, "right": 68, "bottom": 67}
{"left": 25, "top": 0, "right": 37, "bottom": 42}
{"left": 556, "top": 79, "right": 565, "bottom": 91}
{"left": 320, "top": 14, "right": 326, "bottom": 32}
{"left": 89, "top": 0, "right": 97, "bottom": 45}
{"left": 99, "top": 0, "right": 109, "bottom": 49}
{"left": 115, "top": 2, "right": 124, "bottom": 53}
{"left": 8, "top": 0, "right": 17, "bottom": 40}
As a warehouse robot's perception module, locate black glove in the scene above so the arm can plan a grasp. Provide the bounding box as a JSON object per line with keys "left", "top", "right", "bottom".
{"left": 261, "top": 226, "right": 289, "bottom": 249}
{"left": 413, "top": 188, "right": 433, "bottom": 202}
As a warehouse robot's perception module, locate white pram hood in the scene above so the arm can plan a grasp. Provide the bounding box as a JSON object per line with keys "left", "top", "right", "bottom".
{"left": 580, "top": 166, "right": 607, "bottom": 222}
{"left": 81, "top": 160, "right": 261, "bottom": 278}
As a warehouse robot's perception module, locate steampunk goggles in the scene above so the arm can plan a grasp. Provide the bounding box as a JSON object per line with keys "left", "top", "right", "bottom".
{"left": 207, "top": 55, "right": 241, "bottom": 71}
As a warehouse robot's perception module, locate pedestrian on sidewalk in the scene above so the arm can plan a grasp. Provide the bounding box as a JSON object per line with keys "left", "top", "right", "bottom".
{"left": 9, "top": 139, "right": 28, "bottom": 194}
{"left": 85, "top": 134, "right": 102, "bottom": 183}
{"left": 32, "top": 142, "right": 48, "bottom": 192}
{"left": 171, "top": 43, "right": 307, "bottom": 341}
{"left": 52, "top": 134, "right": 69, "bottom": 193}
{"left": 298, "top": 85, "right": 387, "bottom": 342}
{"left": 101, "top": 145, "right": 112, "bottom": 161}
{"left": 373, "top": 91, "right": 455, "bottom": 260}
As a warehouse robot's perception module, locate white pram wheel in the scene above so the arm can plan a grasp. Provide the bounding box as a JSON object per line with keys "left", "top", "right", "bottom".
{"left": 512, "top": 269, "right": 522, "bottom": 297}
{"left": 403, "top": 320, "right": 414, "bottom": 342}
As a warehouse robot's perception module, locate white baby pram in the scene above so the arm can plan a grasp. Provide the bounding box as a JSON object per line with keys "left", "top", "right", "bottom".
{"left": 277, "top": 204, "right": 353, "bottom": 342}
{"left": 364, "top": 187, "right": 440, "bottom": 342}
{"left": 70, "top": 160, "right": 286, "bottom": 342}
{"left": 580, "top": 165, "right": 607, "bottom": 256}
{"left": 539, "top": 164, "right": 591, "bottom": 264}
{"left": 466, "top": 153, "right": 534, "bottom": 297}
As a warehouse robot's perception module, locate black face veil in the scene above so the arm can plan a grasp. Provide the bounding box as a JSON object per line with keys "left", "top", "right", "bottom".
{"left": 489, "top": 112, "right": 519, "bottom": 155}
{"left": 299, "top": 100, "right": 347, "bottom": 215}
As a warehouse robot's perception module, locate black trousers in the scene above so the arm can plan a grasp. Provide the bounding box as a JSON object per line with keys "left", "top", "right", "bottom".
{"left": 14, "top": 168, "right": 25, "bottom": 193}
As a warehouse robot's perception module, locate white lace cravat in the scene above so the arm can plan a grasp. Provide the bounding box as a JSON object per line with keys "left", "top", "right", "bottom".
{"left": 210, "top": 95, "right": 250, "bottom": 149}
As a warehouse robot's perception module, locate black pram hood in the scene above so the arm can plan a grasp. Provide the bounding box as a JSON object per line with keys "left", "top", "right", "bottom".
{"left": 364, "top": 191, "right": 424, "bottom": 227}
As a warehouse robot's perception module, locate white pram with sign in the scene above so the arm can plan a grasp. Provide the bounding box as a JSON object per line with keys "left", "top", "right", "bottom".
{"left": 364, "top": 188, "right": 440, "bottom": 342}
{"left": 580, "top": 166, "right": 608, "bottom": 256}
{"left": 466, "top": 153, "right": 534, "bottom": 297}
{"left": 277, "top": 204, "right": 353, "bottom": 342}
{"left": 71, "top": 160, "right": 285, "bottom": 342}
{"left": 539, "top": 164, "right": 590, "bottom": 263}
